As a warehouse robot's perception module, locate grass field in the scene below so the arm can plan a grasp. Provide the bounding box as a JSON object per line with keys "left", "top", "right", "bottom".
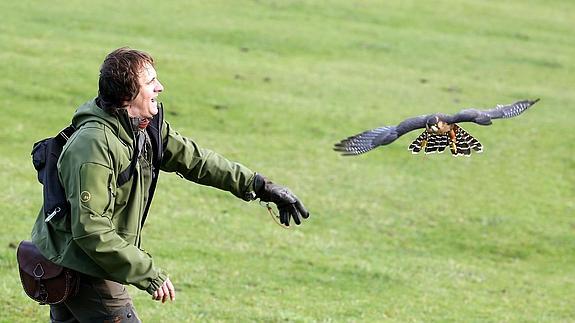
{"left": 1, "top": 0, "right": 574, "bottom": 321}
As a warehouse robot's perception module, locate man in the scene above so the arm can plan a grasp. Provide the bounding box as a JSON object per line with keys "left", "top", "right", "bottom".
{"left": 31, "top": 47, "right": 309, "bottom": 322}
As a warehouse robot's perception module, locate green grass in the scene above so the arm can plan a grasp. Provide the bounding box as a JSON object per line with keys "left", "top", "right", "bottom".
{"left": 1, "top": 0, "right": 574, "bottom": 322}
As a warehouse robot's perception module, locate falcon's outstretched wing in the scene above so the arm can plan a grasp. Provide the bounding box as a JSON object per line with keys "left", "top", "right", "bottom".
{"left": 446, "top": 99, "right": 540, "bottom": 125}
{"left": 334, "top": 115, "right": 429, "bottom": 155}
{"left": 483, "top": 98, "right": 540, "bottom": 119}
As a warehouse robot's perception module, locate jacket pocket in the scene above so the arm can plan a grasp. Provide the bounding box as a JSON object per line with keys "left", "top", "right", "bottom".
{"left": 79, "top": 163, "right": 115, "bottom": 217}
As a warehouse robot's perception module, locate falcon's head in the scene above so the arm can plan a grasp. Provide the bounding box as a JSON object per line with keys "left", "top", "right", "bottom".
{"left": 426, "top": 115, "right": 441, "bottom": 132}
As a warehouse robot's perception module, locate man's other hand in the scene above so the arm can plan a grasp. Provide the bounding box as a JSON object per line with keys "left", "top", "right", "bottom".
{"left": 152, "top": 278, "right": 176, "bottom": 303}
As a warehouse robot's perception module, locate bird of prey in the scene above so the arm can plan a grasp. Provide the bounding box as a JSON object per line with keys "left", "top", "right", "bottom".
{"left": 334, "top": 99, "right": 540, "bottom": 157}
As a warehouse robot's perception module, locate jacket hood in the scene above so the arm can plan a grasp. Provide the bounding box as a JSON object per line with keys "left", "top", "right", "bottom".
{"left": 72, "top": 98, "right": 134, "bottom": 145}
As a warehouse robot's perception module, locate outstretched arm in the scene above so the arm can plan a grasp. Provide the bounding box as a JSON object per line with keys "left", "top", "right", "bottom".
{"left": 160, "top": 121, "right": 255, "bottom": 200}
{"left": 160, "top": 121, "right": 310, "bottom": 226}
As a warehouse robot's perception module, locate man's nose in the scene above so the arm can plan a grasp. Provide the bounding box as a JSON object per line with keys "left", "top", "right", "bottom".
{"left": 155, "top": 81, "right": 164, "bottom": 92}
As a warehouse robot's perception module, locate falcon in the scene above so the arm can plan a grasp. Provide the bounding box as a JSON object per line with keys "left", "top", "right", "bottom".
{"left": 334, "top": 99, "right": 539, "bottom": 157}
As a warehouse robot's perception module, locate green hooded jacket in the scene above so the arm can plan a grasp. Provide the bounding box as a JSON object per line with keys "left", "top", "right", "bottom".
{"left": 32, "top": 99, "right": 257, "bottom": 294}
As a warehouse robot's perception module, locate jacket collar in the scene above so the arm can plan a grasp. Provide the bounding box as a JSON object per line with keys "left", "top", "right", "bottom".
{"left": 72, "top": 98, "right": 136, "bottom": 145}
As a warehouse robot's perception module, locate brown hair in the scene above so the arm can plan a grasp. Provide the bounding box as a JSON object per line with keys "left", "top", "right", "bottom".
{"left": 98, "top": 47, "right": 154, "bottom": 114}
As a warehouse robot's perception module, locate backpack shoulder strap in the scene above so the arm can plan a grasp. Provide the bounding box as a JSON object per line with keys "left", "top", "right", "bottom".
{"left": 56, "top": 125, "right": 76, "bottom": 144}
{"left": 117, "top": 132, "right": 143, "bottom": 187}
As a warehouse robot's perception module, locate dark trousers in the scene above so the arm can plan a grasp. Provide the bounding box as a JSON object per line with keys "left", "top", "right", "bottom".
{"left": 49, "top": 275, "right": 140, "bottom": 323}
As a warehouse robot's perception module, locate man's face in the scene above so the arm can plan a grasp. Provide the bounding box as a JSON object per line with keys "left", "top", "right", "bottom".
{"left": 126, "top": 63, "right": 164, "bottom": 119}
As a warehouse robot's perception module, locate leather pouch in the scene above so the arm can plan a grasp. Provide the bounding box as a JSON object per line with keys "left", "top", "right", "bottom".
{"left": 17, "top": 240, "right": 79, "bottom": 305}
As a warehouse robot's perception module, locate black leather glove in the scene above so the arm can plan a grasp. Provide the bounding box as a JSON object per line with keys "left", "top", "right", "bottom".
{"left": 253, "top": 174, "right": 310, "bottom": 226}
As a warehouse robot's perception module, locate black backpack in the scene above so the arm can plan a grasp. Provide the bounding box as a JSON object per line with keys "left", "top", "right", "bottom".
{"left": 31, "top": 125, "right": 76, "bottom": 222}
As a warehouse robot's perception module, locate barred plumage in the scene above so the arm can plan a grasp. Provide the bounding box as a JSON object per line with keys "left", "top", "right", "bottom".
{"left": 408, "top": 133, "right": 450, "bottom": 154}
{"left": 425, "top": 134, "right": 449, "bottom": 154}
{"left": 408, "top": 126, "right": 482, "bottom": 157}
{"left": 453, "top": 125, "right": 482, "bottom": 156}
{"left": 408, "top": 132, "right": 427, "bottom": 154}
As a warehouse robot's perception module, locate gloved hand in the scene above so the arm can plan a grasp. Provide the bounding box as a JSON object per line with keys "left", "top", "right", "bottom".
{"left": 253, "top": 174, "right": 310, "bottom": 226}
